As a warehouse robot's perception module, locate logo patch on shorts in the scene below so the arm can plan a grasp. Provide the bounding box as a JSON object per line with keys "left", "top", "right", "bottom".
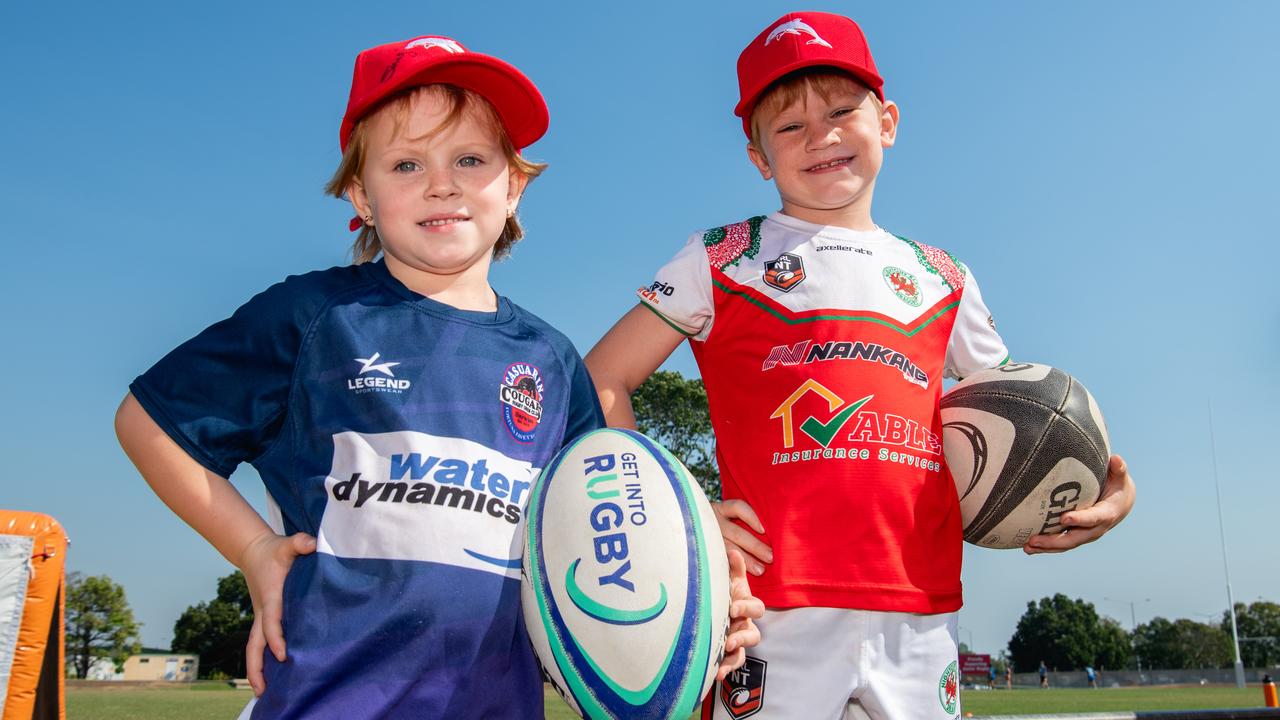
{"left": 720, "top": 656, "right": 766, "bottom": 719}
{"left": 500, "top": 362, "right": 544, "bottom": 443}
{"left": 939, "top": 659, "right": 959, "bottom": 715}
{"left": 763, "top": 253, "right": 806, "bottom": 292}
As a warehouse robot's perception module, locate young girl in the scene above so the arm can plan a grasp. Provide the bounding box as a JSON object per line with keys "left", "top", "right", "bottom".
{"left": 116, "top": 35, "right": 760, "bottom": 719}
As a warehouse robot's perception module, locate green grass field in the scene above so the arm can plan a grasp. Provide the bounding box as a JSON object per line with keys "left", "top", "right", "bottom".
{"left": 959, "top": 686, "right": 1267, "bottom": 716}
{"left": 65, "top": 681, "right": 1271, "bottom": 719}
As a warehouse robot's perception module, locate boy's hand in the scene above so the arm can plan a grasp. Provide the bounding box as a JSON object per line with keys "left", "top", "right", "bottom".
{"left": 241, "top": 531, "right": 316, "bottom": 696}
{"left": 712, "top": 500, "right": 773, "bottom": 576}
{"left": 717, "top": 548, "right": 765, "bottom": 682}
{"left": 1024, "top": 455, "right": 1135, "bottom": 554}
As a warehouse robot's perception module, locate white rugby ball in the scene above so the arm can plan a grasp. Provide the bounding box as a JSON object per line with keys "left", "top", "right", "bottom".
{"left": 940, "top": 363, "right": 1111, "bottom": 549}
{"left": 522, "top": 428, "right": 730, "bottom": 719}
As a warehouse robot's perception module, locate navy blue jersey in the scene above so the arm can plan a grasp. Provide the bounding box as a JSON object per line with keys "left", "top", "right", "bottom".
{"left": 131, "top": 260, "right": 603, "bottom": 719}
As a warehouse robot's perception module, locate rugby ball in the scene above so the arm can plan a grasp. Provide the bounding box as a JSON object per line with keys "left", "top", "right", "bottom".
{"left": 522, "top": 428, "right": 730, "bottom": 719}
{"left": 940, "top": 363, "right": 1110, "bottom": 549}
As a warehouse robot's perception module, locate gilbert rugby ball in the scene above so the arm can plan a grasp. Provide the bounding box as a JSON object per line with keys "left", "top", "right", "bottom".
{"left": 940, "top": 363, "right": 1110, "bottom": 549}
{"left": 522, "top": 428, "right": 729, "bottom": 719}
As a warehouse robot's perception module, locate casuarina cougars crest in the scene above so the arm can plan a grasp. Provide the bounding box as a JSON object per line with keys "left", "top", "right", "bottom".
{"left": 500, "top": 362, "right": 544, "bottom": 443}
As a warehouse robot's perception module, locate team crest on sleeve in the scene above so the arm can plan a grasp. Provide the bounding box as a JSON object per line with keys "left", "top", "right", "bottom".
{"left": 720, "top": 656, "right": 767, "bottom": 718}
{"left": 763, "top": 252, "right": 806, "bottom": 292}
{"left": 500, "top": 362, "right": 544, "bottom": 443}
{"left": 882, "top": 266, "right": 922, "bottom": 307}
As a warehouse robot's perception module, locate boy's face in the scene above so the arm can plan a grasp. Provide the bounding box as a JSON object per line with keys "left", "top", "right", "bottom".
{"left": 349, "top": 90, "right": 526, "bottom": 283}
{"left": 747, "top": 77, "right": 897, "bottom": 226}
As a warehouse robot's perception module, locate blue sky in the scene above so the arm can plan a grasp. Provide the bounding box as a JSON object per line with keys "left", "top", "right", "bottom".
{"left": 2, "top": 1, "right": 1277, "bottom": 657}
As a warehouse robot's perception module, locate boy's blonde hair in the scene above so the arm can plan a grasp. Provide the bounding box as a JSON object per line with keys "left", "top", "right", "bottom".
{"left": 327, "top": 84, "right": 547, "bottom": 264}
{"left": 748, "top": 68, "right": 884, "bottom": 151}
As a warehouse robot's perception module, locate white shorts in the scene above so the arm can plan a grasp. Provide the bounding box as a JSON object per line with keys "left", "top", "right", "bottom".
{"left": 704, "top": 607, "right": 960, "bottom": 720}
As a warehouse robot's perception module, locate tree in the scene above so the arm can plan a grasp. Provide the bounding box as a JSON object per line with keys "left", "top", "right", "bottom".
{"left": 65, "top": 573, "right": 142, "bottom": 679}
{"left": 1094, "top": 616, "right": 1134, "bottom": 670}
{"left": 1007, "top": 594, "right": 1132, "bottom": 672}
{"left": 172, "top": 571, "right": 254, "bottom": 679}
{"left": 632, "top": 370, "right": 720, "bottom": 499}
{"left": 1222, "top": 601, "right": 1280, "bottom": 668}
{"left": 1134, "top": 617, "right": 1232, "bottom": 669}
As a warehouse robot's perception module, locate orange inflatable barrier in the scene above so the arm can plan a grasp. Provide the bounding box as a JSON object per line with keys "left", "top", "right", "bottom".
{"left": 0, "top": 510, "right": 67, "bottom": 720}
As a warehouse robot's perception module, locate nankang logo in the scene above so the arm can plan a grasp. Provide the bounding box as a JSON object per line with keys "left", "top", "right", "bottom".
{"left": 761, "top": 339, "right": 929, "bottom": 388}
{"left": 347, "top": 353, "right": 412, "bottom": 394}
{"left": 501, "top": 362, "right": 544, "bottom": 443}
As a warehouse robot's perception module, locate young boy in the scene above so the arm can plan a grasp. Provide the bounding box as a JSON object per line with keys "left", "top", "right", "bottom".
{"left": 116, "top": 35, "right": 759, "bottom": 719}
{"left": 586, "top": 12, "right": 1135, "bottom": 720}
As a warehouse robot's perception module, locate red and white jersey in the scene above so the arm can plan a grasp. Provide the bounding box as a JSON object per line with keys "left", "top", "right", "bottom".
{"left": 638, "top": 212, "right": 1008, "bottom": 613}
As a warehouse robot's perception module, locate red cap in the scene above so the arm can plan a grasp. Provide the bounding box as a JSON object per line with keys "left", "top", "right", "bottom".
{"left": 339, "top": 36, "right": 548, "bottom": 153}
{"left": 734, "top": 12, "right": 884, "bottom": 137}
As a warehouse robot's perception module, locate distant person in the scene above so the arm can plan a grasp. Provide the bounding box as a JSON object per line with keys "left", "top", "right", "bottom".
{"left": 989, "top": 665, "right": 997, "bottom": 689}
{"left": 1006, "top": 665, "right": 1013, "bottom": 689}
{"left": 1039, "top": 661, "right": 1049, "bottom": 688}
{"left": 1086, "top": 665, "right": 1097, "bottom": 688}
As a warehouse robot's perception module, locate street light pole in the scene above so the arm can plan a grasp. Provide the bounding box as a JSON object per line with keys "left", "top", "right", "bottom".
{"left": 1208, "top": 400, "right": 1247, "bottom": 689}
{"left": 1104, "top": 596, "right": 1149, "bottom": 679}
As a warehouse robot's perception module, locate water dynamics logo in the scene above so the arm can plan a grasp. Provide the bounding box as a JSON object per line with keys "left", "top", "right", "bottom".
{"left": 347, "top": 353, "right": 411, "bottom": 394}
{"left": 329, "top": 451, "right": 531, "bottom": 526}
{"left": 501, "top": 362, "right": 544, "bottom": 443}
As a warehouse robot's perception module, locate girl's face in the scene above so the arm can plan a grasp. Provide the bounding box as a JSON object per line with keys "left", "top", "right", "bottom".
{"left": 350, "top": 90, "right": 527, "bottom": 287}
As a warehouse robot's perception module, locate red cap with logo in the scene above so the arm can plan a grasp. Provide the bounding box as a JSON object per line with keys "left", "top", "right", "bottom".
{"left": 339, "top": 35, "right": 548, "bottom": 153}
{"left": 734, "top": 12, "right": 884, "bottom": 137}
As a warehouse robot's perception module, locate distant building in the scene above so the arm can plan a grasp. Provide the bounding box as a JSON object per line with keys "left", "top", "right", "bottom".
{"left": 84, "top": 658, "right": 119, "bottom": 681}
{"left": 121, "top": 651, "right": 198, "bottom": 682}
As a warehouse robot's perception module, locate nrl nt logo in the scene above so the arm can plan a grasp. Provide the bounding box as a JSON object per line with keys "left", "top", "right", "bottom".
{"left": 763, "top": 252, "right": 806, "bottom": 292}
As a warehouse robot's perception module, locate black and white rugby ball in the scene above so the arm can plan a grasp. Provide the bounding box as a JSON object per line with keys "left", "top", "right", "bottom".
{"left": 940, "top": 363, "right": 1110, "bottom": 549}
